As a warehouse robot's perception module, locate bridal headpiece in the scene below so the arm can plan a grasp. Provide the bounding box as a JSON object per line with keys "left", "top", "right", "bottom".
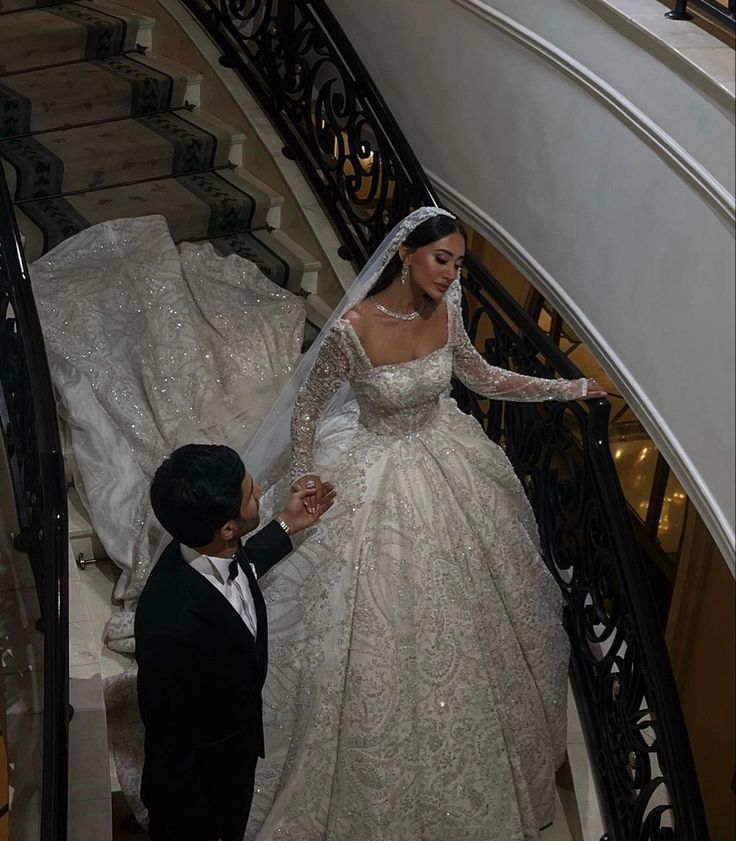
{"left": 379, "top": 207, "right": 456, "bottom": 268}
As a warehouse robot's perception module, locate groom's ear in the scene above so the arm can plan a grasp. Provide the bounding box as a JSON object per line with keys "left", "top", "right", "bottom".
{"left": 219, "top": 519, "right": 238, "bottom": 541}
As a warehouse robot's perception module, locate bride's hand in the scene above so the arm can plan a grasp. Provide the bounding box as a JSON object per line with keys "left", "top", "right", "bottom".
{"left": 281, "top": 483, "right": 337, "bottom": 534}
{"left": 292, "top": 473, "right": 323, "bottom": 514}
{"left": 584, "top": 379, "right": 607, "bottom": 399}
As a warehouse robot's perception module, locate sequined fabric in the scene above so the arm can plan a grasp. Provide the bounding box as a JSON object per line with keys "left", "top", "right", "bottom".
{"left": 30, "top": 215, "right": 305, "bottom": 604}
{"left": 251, "top": 302, "right": 578, "bottom": 840}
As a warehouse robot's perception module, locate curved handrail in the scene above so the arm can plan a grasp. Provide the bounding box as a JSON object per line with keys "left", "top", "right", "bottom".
{"left": 180, "top": 1, "right": 709, "bottom": 838}
{"left": 0, "top": 170, "right": 69, "bottom": 840}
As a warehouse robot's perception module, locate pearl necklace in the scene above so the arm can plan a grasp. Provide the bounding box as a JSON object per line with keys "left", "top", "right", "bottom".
{"left": 370, "top": 296, "right": 423, "bottom": 321}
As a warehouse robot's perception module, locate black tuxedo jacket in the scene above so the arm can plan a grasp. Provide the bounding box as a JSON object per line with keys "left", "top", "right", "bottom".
{"left": 135, "top": 520, "right": 292, "bottom": 835}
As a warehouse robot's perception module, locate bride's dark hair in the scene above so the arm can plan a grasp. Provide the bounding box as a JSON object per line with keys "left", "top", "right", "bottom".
{"left": 370, "top": 213, "right": 467, "bottom": 295}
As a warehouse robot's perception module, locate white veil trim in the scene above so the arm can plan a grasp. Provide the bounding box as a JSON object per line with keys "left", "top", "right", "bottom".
{"left": 243, "top": 206, "right": 460, "bottom": 483}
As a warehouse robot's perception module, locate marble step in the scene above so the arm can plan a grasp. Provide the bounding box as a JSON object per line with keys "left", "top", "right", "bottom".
{"left": 1, "top": 537, "right": 113, "bottom": 839}
{"left": 68, "top": 486, "right": 108, "bottom": 568}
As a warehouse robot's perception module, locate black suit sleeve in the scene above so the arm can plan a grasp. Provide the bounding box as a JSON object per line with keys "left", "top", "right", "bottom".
{"left": 244, "top": 519, "right": 293, "bottom": 578}
{"left": 137, "top": 633, "right": 216, "bottom": 841}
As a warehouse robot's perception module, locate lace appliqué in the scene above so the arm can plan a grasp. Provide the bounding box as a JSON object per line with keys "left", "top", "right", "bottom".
{"left": 290, "top": 325, "right": 353, "bottom": 481}
{"left": 449, "top": 303, "right": 587, "bottom": 401}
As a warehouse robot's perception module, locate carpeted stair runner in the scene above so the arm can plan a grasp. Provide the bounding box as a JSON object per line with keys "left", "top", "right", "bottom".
{"left": 0, "top": 53, "right": 194, "bottom": 137}
{"left": 0, "top": 0, "right": 77, "bottom": 13}
{"left": 2, "top": 110, "right": 238, "bottom": 199}
{"left": 0, "top": 0, "right": 319, "bottom": 288}
{"left": 0, "top": 2, "right": 142, "bottom": 75}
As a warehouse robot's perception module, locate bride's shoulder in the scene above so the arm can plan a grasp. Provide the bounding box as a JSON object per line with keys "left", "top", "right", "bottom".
{"left": 338, "top": 301, "right": 372, "bottom": 337}
{"left": 342, "top": 299, "right": 369, "bottom": 325}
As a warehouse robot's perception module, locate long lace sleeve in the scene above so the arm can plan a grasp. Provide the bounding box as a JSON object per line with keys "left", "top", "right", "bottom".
{"left": 450, "top": 305, "right": 587, "bottom": 402}
{"left": 290, "top": 327, "right": 353, "bottom": 481}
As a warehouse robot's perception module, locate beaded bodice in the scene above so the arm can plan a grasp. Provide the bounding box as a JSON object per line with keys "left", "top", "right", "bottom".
{"left": 290, "top": 302, "right": 587, "bottom": 479}
{"left": 346, "top": 333, "right": 452, "bottom": 437}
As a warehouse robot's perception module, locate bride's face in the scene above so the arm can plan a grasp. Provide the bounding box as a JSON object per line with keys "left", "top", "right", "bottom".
{"left": 405, "top": 233, "right": 465, "bottom": 301}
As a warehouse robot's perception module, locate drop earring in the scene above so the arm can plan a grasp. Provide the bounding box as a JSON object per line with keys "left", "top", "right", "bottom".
{"left": 400, "top": 264, "right": 409, "bottom": 285}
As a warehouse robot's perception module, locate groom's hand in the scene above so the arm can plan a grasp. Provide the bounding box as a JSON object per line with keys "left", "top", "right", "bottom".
{"left": 280, "top": 483, "right": 336, "bottom": 534}
{"left": 292, "top": 473, "right": 323, "bottom": 515}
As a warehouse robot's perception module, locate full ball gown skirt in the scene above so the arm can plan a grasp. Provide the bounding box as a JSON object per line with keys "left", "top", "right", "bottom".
{"left": 248, "top": 309, "right": 585, "bottom": 841}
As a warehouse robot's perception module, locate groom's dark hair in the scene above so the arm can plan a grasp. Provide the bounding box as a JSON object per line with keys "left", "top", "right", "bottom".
{"left": 150, "top": 444, "right": 245, "bottom": 549}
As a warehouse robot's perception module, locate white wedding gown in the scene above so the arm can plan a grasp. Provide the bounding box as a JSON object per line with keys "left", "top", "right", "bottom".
{"left": 30, "top": 215, "right": 305, "bottom": 612}
{"left": 31, "top": 211, "right": 581, "bottom": 838}
{"left": 249, "top": 302, "right": 586, "bottom": 841}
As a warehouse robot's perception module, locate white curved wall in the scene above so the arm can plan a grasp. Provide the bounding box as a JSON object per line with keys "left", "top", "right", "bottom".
{"left": 327, "top": 0, "right": 736, "bottom": 567}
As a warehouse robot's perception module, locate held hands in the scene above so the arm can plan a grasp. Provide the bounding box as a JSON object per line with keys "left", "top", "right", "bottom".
{"left": 292, "top": 473, "right": 325, "bottom": 515}
{"left": 280, "top": 478, "right": 336, "bottom": 534}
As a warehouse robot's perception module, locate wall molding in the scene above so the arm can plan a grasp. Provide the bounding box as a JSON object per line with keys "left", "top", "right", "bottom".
{"left": 430, "top": 169, "right": 736, "bottom": 572}
{"left": 447, "top": 0, "right": 735, "bottom": 227}
{"left": 577, "top": 0, "right": 736, "bottom": 112}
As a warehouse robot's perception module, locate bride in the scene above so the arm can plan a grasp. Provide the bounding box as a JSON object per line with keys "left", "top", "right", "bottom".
{"left": 245, "top": 207, "right": 605, "bottom": 840}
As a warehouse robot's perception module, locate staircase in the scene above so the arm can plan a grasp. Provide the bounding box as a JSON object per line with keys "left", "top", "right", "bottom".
{"left": 0, "top": 2, "right": 337, "bottom": 837}
{"left": 0, "top": 0, "right": 321, "bottom": 288}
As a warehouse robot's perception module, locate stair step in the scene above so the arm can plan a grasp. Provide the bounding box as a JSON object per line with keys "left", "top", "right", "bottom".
{"left": 68, "top": 486, "right": 108, "bottom": 565}
{"left": 0, "top": 53, "right": 201, "bottom": 139}
{"left": 0, "top": 1, "right": 144, "bottom": 76}
{"left": 233, "top": 165, "right": 284, "bottom": 226}
{"left": 16, "top": 167, "right": 278, "bottom": 259}
{"left": 2, "top": 109, "right": 243, "bottom": 200}
{"left": 209, "top": 225, "right": 320, "bottom": 292}
{"left": 0, "top": 0, "right": 76, "bottom": 14}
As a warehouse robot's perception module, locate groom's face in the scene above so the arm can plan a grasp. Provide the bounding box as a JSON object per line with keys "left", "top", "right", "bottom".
{"left": 237, "top": 470, "right": 262, "bottom": 535}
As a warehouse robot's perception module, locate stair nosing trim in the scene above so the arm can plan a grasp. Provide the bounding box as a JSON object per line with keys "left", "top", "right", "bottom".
{"left": 1, "top": 105, "right": 193, "bottom": 142}
{"left": 0, "top": 48, "right": 143, "bottom": 78}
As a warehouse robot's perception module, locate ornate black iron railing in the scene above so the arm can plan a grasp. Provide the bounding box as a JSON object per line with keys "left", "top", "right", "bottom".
{"left": 457, "top": 254, "right": 709, "bottom": 840}
{"left": 180, "top": 1, "right": 710, "bottom": 838}
{"left": 0, "top": 169, "right": 69, "bottom": 839}
{"left": 181, "top": 0, "right": 433, "bottom": 262}
{"left": 665, "top": 0, "right": 736, "bottom": 30}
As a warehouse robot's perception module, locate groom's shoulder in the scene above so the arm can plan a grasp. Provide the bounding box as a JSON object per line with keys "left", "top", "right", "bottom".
{"left": 135, "top": 541, "right": 195, "bottom": 642}
{"left": 137, "top": 541, "right": 183, "bottom": 614}
{"left": 144, "top": 539, "right": 180, "bottom": 584}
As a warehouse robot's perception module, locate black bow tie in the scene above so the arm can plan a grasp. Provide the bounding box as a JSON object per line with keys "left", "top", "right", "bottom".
{"left": 227, "top": 557, "right": 239, "bottom": 582}
{"left": 228, "top": 545, "right": 250, "bottom": 582}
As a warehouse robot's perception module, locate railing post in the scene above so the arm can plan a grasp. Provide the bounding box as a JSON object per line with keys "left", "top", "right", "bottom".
{"left": 1, "top": 168, "right": 70, "bottom": 841}
{"left": 666, "top": 0, "right": 695, "bottom": 20}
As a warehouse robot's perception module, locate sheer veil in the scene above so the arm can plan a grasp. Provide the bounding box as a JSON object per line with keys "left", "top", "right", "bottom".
{"left": 141, "top": 207, "right": 459, "bottom": 616}
{"left": 243, "top": 206, "right": 459, "bottom": 483}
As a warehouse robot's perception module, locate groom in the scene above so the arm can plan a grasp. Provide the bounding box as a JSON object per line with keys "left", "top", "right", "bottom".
{"left": 135, "top": 443, "right": 334, "bottom": 841}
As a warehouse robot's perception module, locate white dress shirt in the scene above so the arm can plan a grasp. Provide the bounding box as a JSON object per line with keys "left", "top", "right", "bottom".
{"left": 182, "top": 545, "right": 258, "bottom": 639}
